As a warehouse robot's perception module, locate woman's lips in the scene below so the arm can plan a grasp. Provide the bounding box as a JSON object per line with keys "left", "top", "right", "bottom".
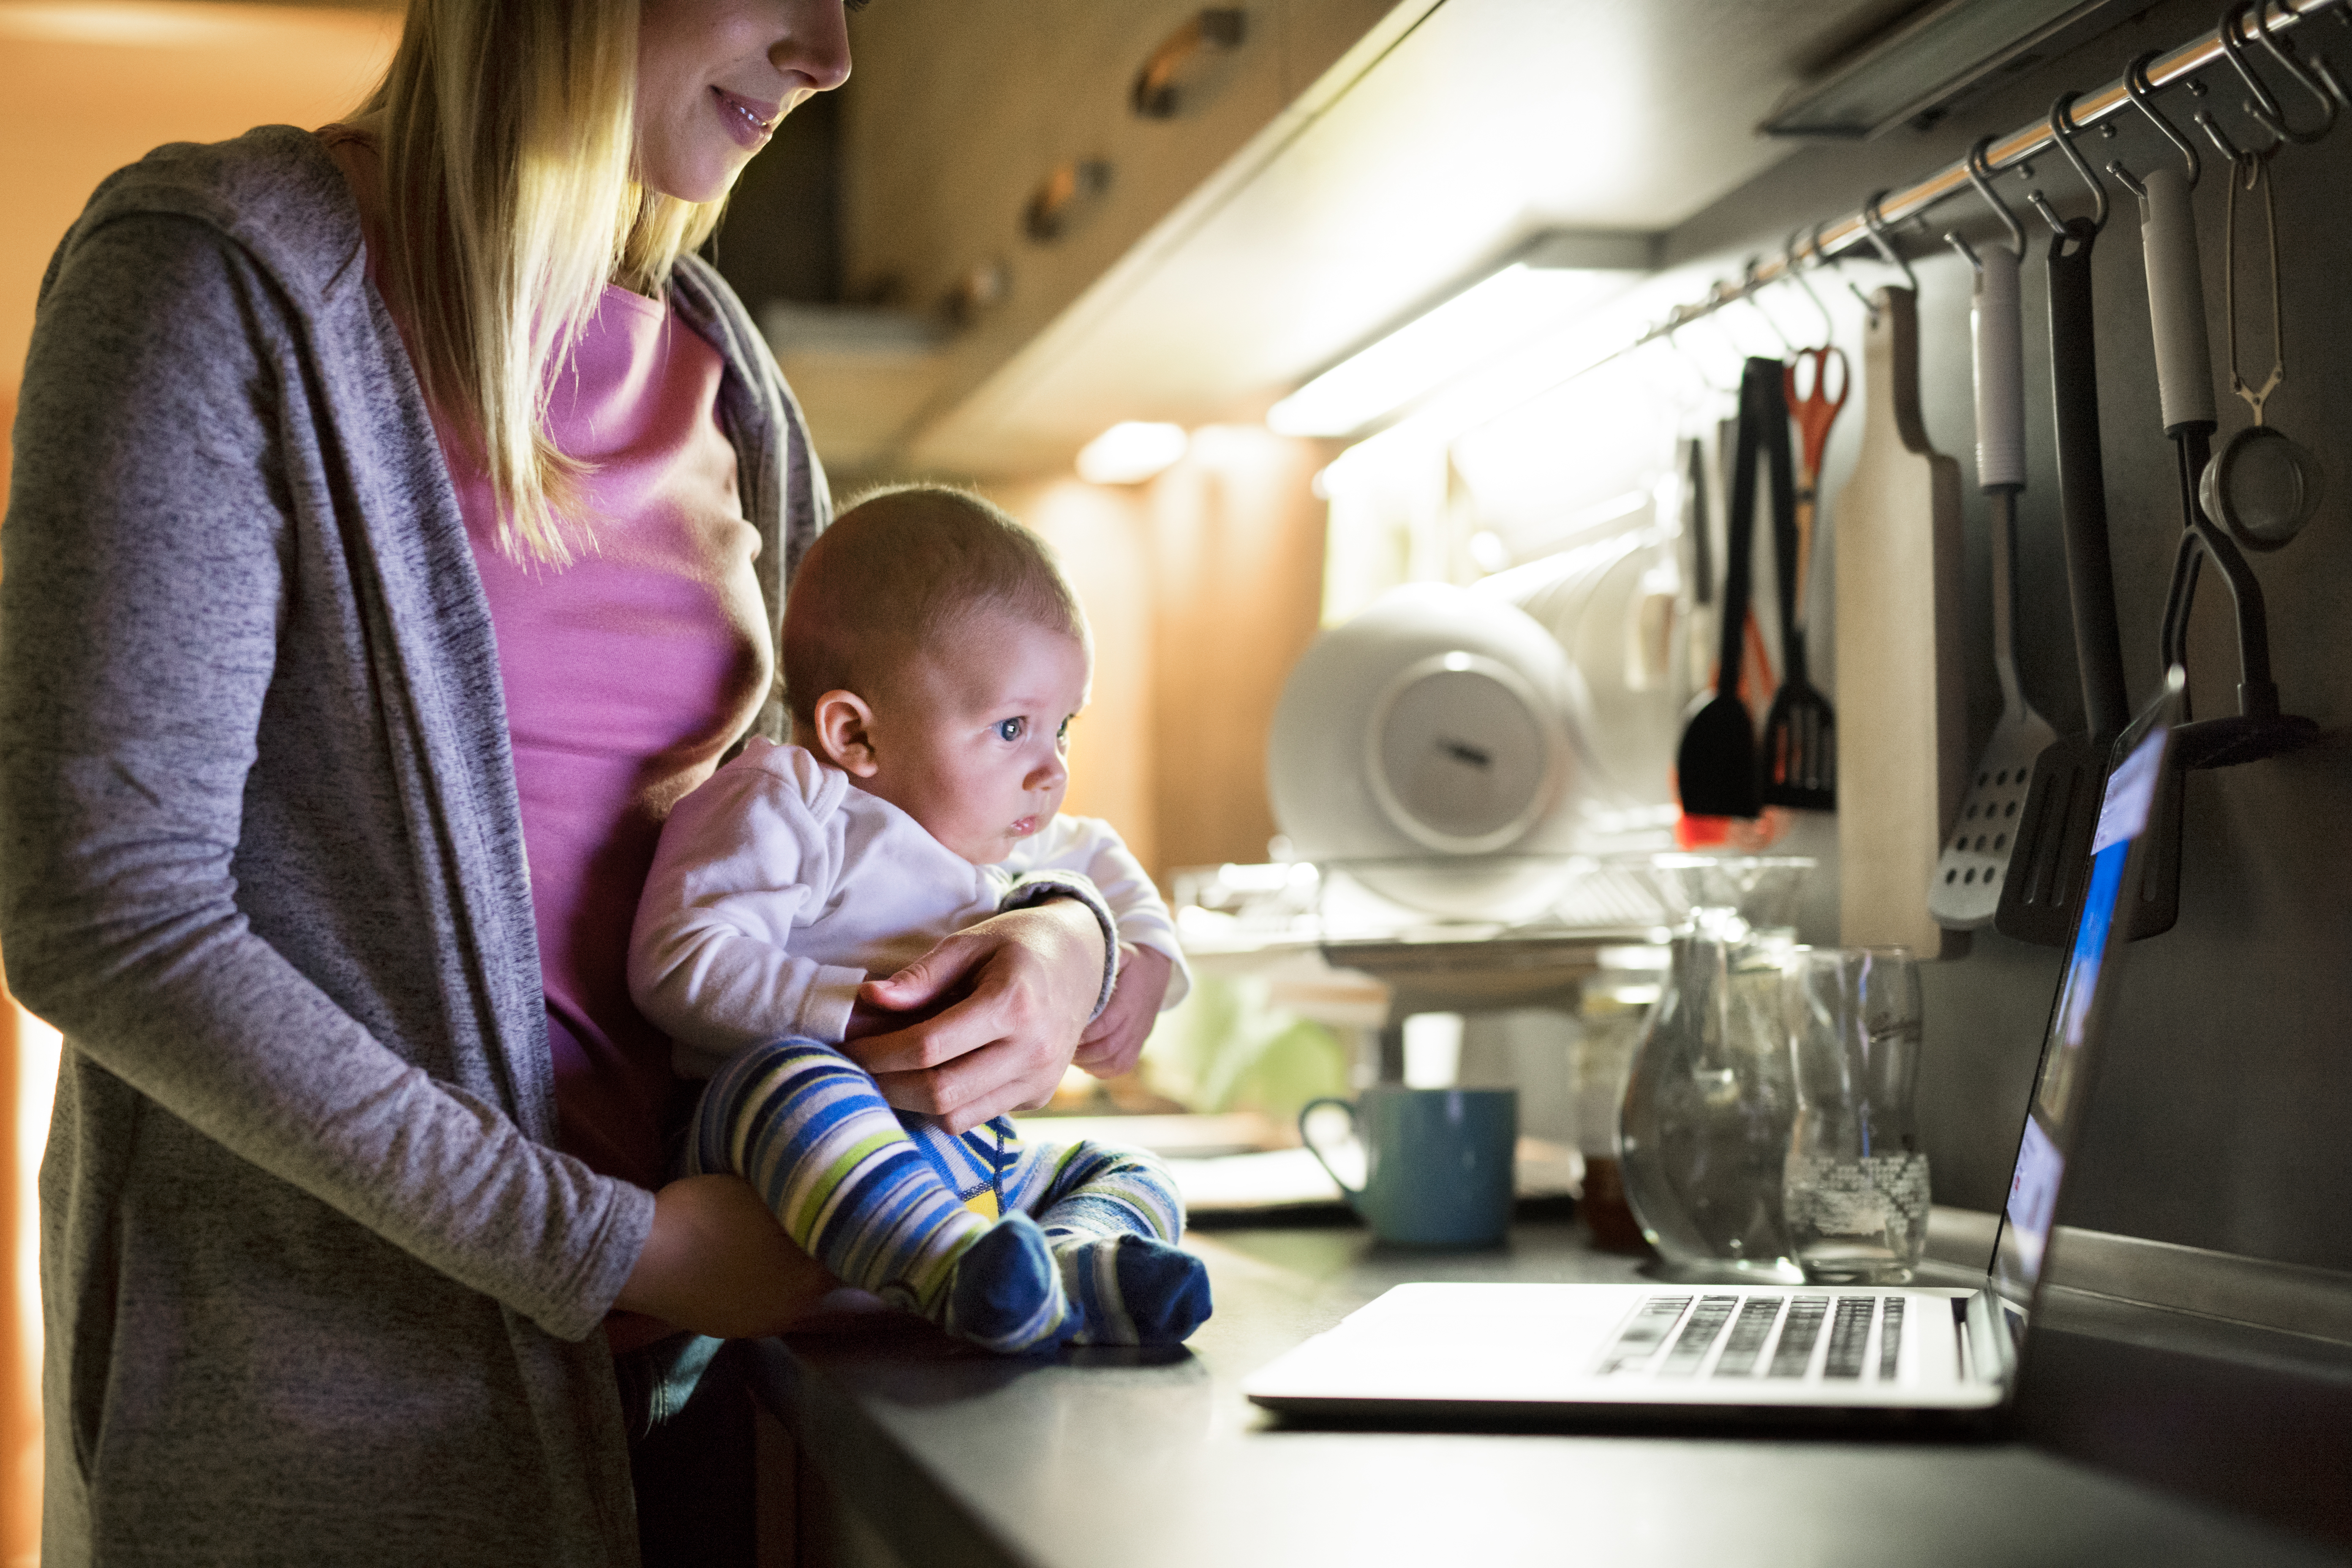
{"left": 712, "top": 87, "right": 781, "bottom": 150}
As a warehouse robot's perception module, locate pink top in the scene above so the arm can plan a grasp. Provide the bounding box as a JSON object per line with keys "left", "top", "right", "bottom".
{"left": 439, "top": 288, "right": 772, "bottom": 1192}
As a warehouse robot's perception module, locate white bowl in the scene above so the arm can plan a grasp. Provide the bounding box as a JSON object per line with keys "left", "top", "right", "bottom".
{"left": 1267, "top": 583, "right": 1600, "bottom": 919}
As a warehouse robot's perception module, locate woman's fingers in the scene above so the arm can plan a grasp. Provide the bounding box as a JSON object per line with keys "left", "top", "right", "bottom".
{"left": 868, "top": 1040, "right": 1065, "bottom": 1134}
{"left": 852, "top": 969, "right": 1065, "bottom": 1130}
{"left": 858, "top": 931, "right": 986, "bottom": 1022}
{"left": 848, "top": 901, "right": 1102, "bottom": 1074}
{"left": 614, "top": 1174, "right": 838, "bottom": 1340}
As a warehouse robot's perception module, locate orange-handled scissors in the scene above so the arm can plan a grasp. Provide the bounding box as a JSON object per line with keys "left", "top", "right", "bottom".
{"left": 1783, "top": 345, "right": 1849, "bottom": 603}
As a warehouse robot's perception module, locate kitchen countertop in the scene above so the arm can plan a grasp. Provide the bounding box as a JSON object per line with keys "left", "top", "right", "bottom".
{"left": 743, "top": 1218, "right": 2352, "bottom": 1568}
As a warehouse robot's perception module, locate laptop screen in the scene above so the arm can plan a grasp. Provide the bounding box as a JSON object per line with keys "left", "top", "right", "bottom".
{"left": 1989, "top": 685, "right": 2178, "bottom": 1317}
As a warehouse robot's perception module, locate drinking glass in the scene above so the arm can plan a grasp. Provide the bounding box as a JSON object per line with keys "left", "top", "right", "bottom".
{"left": 1781, "top": 946, "right": 1929, "bottom": 1283}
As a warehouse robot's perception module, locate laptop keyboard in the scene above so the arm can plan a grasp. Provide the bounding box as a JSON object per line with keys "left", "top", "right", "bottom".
{"left": 1656, "top": 1296, "right": 1735, "bottom": 1376}
{"left": 1601, "top": 1292, "right": 1909, "bottom": 1383}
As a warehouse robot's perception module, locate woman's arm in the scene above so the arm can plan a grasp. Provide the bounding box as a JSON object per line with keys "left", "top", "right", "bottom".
{"left": 0, "top": 212, "right": 645, "bottom": 1340}
{"left": 839, "top": 898, "right": 1106, "bottom": 1134}
{"left": 617, "top": 1174, "right": 839, "bottom": 1338}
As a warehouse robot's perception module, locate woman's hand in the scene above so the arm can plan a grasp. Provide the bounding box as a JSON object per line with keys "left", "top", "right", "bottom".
{"left": 1073, "top": 942, "right": 1171, "bottom": 1079}
{"left": 615, "top": 1174, "right": 838, "bottom": 1340}
{"left": 840, "top": 898, "right": 1106, "bottom": 1133}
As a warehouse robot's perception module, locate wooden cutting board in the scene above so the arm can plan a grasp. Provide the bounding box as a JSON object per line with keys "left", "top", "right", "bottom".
{"left": 1833, "top": 287, "right": 1968, "bottom": 960}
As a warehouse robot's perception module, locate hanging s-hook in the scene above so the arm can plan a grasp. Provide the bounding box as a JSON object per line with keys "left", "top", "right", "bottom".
{"left": 2190, "top": 76, "right": 2270, "bottom": 162}
{"left": 1859, "top": 193, "right": 1918, "bottom": 294}
{"left": 1782, "top": 228, "right": 1837, "bottom": 346}
{"left": 2247, "top": 0, "right": 2341, "bottom": 136}
{"left": 2023, "top": 134, "right": 2072, "bottom": 234}
{"left": 2216, "top": 2, "right": 2306, "bottom": 138}
{"left": 2123, "top": 49, "right": 2204, "bottom": 187}
{"left": 2192, "top": 95, "right": 2249, "bottom": 161}
{"left": 1739, "top": 257, "right": 1798, "bottom": 354}
{"left": 1817, "top": 215, "right": 1880, "bottom": 320}
{"left": 2268, "top": 0, "right": 2352, "bottom": 107}
{"left": 1696, "top": 289, "right": 1773, "bottom": 379}
{"left": 2042, "top": 94, "right": 2117, "bottom": 231}
{"left": 1963, "top": 135, "right": 2030, "bottom": 255}
{"left": 2194, "top": 21, "right": 2285, "bottom": 158}
{"left": 1661, "top": 305, "right": 1737, "bottom": 399}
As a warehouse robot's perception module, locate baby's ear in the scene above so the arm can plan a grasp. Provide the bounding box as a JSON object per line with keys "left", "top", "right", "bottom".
{"left": 810, "top": 689, "right": 880, "bottom": 776}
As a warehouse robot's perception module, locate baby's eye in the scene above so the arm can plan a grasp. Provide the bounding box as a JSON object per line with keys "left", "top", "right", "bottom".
{"left": 995, "top": 717, "right": 1025, "bottom": 742}
{"left": 1056, "top": 717, "right": 1072, "bottom": 746}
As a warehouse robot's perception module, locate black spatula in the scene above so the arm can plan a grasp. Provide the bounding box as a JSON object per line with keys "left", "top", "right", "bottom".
{"left": 1998, "top": 216, "right": 2129, "bottom": 947}
{"left": 1676, "top": 358, "right": 1773, "bottom": 820}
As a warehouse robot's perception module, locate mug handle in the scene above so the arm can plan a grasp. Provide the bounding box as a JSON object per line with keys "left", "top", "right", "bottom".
{"left": 1298, "top": 1097, "right": 1367, "bottom": 1202}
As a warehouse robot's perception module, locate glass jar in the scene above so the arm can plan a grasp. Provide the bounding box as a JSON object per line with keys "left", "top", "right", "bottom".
{"left": 1571, "top": 947, "right": 1663, "bottom": 1252}
{"left": 1618, "top": 855, "right": 1815, "bottom": 1282}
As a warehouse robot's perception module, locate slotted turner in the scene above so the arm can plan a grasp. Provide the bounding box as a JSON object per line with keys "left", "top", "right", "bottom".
{"left": 1932, "top": 239, "right": 2056, "bottom": 928}
{"left": 1761, "top": 347, "right": 1843, "bottom": 811}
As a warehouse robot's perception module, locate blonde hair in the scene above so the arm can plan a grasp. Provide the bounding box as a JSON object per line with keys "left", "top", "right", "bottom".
{"left": 364, "top": 0, "right": 727, "bottom": 566}
{"left": 783, "top": 486, "right": 1090, "bottom": 734}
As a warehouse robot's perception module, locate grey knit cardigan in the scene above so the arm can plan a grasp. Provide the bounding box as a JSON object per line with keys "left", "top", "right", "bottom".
{"left": 0, "top": 126, "right": 825, "bottom": 1565}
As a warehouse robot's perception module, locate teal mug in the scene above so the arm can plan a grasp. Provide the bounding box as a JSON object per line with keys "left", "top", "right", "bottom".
{"left": 1299, "top": 1086, "right": 1519, "bottom": 1246}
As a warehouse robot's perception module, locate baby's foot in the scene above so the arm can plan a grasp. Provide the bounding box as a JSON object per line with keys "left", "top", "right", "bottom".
{"left": 1054, "top": 1235, "right": 1212, "bottom": 1346}
{"left": 942, "top": 1212, "right": 1077, "bottom": 1354}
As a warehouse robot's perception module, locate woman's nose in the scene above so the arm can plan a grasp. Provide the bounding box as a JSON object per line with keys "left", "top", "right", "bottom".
{"left": 773, "top": 0, "right": 852, "bottom": 94}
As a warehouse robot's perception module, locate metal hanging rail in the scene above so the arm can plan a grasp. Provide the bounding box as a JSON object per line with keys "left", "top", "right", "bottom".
{"left": 1625, "top": 0, "right": 2344, "bottom": 357}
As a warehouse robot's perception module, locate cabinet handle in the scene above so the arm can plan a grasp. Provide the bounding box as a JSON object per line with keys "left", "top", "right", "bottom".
{"left": 944, "top": 259, "right": 1009, "bottom": 326}
{"left": 1024, "top": 159, "right": 1113, "bottom": 243}
{"left": 1131, "top": 8, "right": 1247, "bottom": 120}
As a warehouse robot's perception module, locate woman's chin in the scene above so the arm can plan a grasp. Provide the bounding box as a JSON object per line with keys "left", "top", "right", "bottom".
{"left": 635, "top": 147, "right": 743, "bottom": 207}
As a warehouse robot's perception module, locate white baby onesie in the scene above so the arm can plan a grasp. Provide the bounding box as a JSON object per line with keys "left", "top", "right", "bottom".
{"left": 630, "top": 736, "right": 1190, "bottom": 1080}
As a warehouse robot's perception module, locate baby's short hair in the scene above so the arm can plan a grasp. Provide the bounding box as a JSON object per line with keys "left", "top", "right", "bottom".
{"left": 782, "top": 485, "right": 1089, "bottom": 732}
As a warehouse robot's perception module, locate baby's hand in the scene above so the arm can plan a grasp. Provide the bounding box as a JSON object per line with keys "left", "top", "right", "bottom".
{"left": 1073, "top": 942, "right": 1170, "bottom": 1079}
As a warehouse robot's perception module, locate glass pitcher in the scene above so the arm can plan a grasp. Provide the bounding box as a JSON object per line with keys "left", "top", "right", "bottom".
{"left": 1618, "top": 854, "right": 1815, "bottom": 1283}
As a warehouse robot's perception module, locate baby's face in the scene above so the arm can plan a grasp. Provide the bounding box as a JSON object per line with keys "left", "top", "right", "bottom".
{"left": 860, "top": 612, "right": 1090, "bottom": 865}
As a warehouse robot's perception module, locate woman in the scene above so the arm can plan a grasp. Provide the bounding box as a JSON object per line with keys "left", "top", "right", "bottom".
{"left": 0, "top": 0, "right": 1141, "bottom": 1561}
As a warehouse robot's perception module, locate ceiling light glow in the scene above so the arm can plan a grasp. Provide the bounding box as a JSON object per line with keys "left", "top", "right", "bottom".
{"left": 1267, "top": 262, "right": 1639, "bottom": 439}
{"left": 1076, "top": 421, "right": 1188, "bottom": 485}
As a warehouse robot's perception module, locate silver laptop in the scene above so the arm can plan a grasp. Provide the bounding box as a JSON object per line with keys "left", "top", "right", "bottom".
{"left": 1244, "top": 674, "right": 2185, "bottom": 1424}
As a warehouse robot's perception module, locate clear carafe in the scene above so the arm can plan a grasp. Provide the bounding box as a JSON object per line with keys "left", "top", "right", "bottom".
{"left": 1618, "top": 855, "right": 1815, "bottom": 1282}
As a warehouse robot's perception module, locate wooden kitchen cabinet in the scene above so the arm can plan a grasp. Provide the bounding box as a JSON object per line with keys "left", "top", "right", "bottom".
{"left": 836, "top": 0, "right": 1402, "bottom": 472}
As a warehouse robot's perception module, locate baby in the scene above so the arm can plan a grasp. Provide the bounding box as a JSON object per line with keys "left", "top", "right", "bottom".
{"left": 630, "top": 485, "right": 1209, "bottom": 1353}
